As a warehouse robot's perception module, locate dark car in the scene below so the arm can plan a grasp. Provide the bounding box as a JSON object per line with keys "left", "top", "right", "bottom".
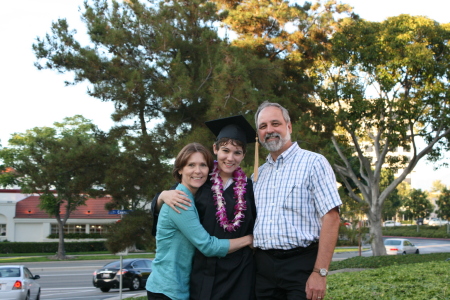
{"left": 93, "top": 258, "right": 152, "bottom": 292}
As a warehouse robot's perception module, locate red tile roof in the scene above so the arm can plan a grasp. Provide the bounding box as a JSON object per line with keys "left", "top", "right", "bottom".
{"left": 15, "top": 196, "right": 121, "bottom": 220}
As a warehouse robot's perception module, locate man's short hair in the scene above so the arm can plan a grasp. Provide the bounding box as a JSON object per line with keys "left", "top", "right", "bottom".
{"left": 255, "top": 101, "right": 291, "bottom": 128}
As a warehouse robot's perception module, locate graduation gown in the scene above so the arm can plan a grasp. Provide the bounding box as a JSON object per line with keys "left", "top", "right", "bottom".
{"left": 151, "top": 178, "right": 256, "bottom": 300}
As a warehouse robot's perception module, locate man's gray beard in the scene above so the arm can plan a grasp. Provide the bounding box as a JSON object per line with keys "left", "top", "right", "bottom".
{"left": 261, "top": 132, "right": 290, "bottom": 152}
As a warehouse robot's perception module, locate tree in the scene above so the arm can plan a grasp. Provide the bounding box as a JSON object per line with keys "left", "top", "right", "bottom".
{"left": 403, "top": 189, "right": 433, "bottom": 221}
{"left": 380, "top": 170, "right": 402, "bottom": 221}
{"left": 306, "top": 15, "right": 450, "bottom": 255}
{"left": 436, "top": 187, "right": 450, "bottom": 221}
{"left": 0, "top": 116, "right": 114, "bottom": 259}
{"left": 430, "top": 180, "right": 446, "bottom": 193}
{"left": 104, "top": 210, "right": 155, "bottom": 253}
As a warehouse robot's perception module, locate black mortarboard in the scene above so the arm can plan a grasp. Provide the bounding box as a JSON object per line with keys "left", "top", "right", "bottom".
{"left": 205, "top": 115, "right": 256, "bottom": 145}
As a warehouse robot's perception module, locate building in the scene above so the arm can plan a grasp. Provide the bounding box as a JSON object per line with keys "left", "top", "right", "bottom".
{"left": 0, "top": 189, "right": 120, "bottom": 242}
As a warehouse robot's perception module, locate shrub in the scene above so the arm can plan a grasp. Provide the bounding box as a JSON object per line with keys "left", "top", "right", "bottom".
{"left": 327, "top": 261, "right": 450, "bottom": 299}
{"left": 0, "top": 242, "right": 108, "bottom": 254}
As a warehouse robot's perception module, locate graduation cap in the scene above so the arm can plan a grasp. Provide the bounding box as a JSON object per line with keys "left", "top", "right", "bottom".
{"left": 205, "top": 115, "right": 260, "bottom": 181}
{"left": 205, "top": 115, "right": 256, "bottom": 145}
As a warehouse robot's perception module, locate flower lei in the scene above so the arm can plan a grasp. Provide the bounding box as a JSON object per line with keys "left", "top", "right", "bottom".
{"left": 211, "top": 161, "right": 247, "bottom": 232}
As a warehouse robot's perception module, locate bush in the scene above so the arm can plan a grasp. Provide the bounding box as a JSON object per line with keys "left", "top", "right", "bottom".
{"left": 47, "top": 233, "right": 104, "bottom": 239}
{"left": 0, "top": 241, "right": 108, "bottom": 254}
{"left": 382, "top": 225, "right": 450, "bottom": 239}
{"left": 327, "top": 261, "right": 450, "bottom": 299}
{"left": 330, "top": 252, "right": 450, "bottom": 270}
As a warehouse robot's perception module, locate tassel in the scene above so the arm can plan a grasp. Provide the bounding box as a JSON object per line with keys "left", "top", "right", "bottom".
{"left": 254, "top": 136, "right": 259, "bottom": 182}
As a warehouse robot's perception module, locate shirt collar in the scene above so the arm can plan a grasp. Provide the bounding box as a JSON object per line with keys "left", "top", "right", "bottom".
{"left": 178, "top": 183, "right": 194, "bottom": 199}
{"left": 266, "top": 141, "right": 299, "bottom": 164}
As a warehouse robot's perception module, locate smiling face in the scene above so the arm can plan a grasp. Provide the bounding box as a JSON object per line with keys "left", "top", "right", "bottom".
{"left": 213, "top": 140, "right": 245, "bottom": 182}
{"left": 257, "top": 106, "right": 292, "bottom": 156}
{"left": 179, "top": 152, "right": 210, "bottom": 194}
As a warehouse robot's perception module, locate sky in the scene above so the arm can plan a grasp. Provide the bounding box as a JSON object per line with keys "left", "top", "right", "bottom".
{"left": 1, "top": 0, "right": 449, "bottom": 191}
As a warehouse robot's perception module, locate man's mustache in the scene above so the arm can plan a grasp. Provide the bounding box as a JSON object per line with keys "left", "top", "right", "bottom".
{"left": 264, "top": 133, "right": 281, "bottom": 141}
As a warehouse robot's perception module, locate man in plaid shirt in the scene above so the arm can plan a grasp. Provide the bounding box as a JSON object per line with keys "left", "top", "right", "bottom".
{"left": 252, "top": 101, "right": 342, "bottom": 300}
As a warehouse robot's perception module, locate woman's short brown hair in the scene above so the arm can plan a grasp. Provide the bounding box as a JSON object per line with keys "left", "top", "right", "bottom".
{"left": 172, "top": 143, "right": 214, "bottom": 183}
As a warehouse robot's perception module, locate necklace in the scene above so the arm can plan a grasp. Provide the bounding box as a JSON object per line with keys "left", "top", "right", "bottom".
{"left": 211, "top": 161, "right": 247, "bottom": 232}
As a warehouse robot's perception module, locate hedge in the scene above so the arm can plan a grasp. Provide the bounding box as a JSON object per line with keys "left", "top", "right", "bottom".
{"left": 0, "top": 241, "right": 107, "bottom": 254}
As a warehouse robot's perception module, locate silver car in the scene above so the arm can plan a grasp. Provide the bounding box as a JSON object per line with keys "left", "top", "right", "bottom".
{"left": 0, "top": 265, "right": 41, "bottom": 300}
{"left": 428, "top": 218, "right": 449, "bottom": 226}
{"left": 384, "top": 238, "right": 420, "bottom": 255}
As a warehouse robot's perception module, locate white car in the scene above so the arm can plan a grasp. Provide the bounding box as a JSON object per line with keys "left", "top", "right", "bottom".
{"left": 428, "top": 218, "right": 449, "bottom": 226}
{"left": 0, "top": 265, "right": 41, "bottom": 300}
{"left": 383, "top": 220, "right": 402, "bottom": 227}
{"left": 384, "top": 238, "right": 420, "bottom": 255}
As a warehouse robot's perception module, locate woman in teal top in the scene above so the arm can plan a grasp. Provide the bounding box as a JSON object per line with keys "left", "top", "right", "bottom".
{"left": 146, "top": 143, "right": 253, "bottom": 300}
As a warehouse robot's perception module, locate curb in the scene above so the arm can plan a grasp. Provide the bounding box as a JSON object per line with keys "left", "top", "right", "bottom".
{"left": 106, "top": 290, "right": 147, "bottom": 300}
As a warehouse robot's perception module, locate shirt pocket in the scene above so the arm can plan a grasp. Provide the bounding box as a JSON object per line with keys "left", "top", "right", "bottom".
{"left": 282, "top": 184, "right": 301, "bottom": 213}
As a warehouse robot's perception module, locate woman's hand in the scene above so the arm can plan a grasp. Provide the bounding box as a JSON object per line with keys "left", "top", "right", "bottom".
{"left": 159, "top": 190, "right": 192, "bottom": 213}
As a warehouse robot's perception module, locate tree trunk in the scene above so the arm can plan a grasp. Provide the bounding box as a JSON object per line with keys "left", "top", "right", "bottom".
{"left": 56, "top": 218, "right": 67, "bottom": 260}
{"left": 368, "top": 207, "right": 387, "bottom": 256}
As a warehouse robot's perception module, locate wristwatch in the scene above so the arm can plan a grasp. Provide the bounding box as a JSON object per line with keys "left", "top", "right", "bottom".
{"left": 313, "top": 268, "right": 328, "bottom": 277}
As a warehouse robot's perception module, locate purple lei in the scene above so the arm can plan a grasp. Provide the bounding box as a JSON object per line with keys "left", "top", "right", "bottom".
{"left": 210, "top": 161, "right": 247, "bottom": 232}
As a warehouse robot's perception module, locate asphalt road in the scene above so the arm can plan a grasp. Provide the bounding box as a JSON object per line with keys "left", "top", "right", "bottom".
{"left": 333, "top": 237, "right": 450, "bottom": 260}
{"left": 15, "top": 259, "right": 146, "bottom": 300}
{"left": 2, "top": 238, "right": 449, "bottom": 300}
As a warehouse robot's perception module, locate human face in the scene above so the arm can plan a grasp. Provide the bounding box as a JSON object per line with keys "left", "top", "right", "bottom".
{"left": 179, "top": 152, "right": 209, "bottom": 194}
{"left": 213, "top": 141, "right": 245, "bottom": 181}
{"left": 257, "top": 106, "right": 292, "bottom": 155}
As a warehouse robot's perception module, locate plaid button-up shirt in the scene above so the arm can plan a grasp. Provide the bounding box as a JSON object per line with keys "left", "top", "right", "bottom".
{"left": 252, "top": 142, "right": 342, "bottom": 250}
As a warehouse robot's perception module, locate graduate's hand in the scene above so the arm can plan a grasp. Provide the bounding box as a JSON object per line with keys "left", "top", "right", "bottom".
{"left": 159, "top": 190, "right": 191, "bottom": 213}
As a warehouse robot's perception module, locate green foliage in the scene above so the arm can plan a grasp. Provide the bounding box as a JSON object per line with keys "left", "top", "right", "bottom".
{"left": 104, "top": 210, "right": 156, "bottom": 253}
{"left": 0, "top": 116, "right": 116, "bottom": 259}
{"left": 403, "top": 189, "right": 434, "bottom": 220}
{"left": 327, "top": 260, "right": 450, "bottom": 299}
{"left": 47, "top": 233, "right": 104, "bottom": 239}
{"left": 337, "top": 225, "right": 369, "bottom": 246}
{"left": 310, "top": 14, "right": 450, "bottom": 255}
{"left": 436, "top": 187, "right": 450, "bottom": 221}
{"left": 0, "top": 242, "right": 107, "bottom": 254}
{"left": 330, "top": 252, "right": 450, "bottom": 270}
{"left": 382, "top": 225, "right": 450, "bottom": 239}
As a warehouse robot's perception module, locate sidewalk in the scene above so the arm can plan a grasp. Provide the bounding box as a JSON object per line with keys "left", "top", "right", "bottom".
{"left": 106, "top": 290, "right": 147, "bottom": 300}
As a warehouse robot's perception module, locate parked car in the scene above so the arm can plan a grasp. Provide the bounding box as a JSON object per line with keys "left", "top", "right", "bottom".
{"left": 428, "top": 218, "right": 449, "bottom": 226}
{"left": 93, "top": 258, "right": 152, "bottom": 292}
{"left": 383, "top": 220, "right": 402, "bottom": 227}
{"left": 0, "top": 265, "right": 41, "bottom": 300}
{"left": 384, "top": 238, "right": 420, "bottom": 255}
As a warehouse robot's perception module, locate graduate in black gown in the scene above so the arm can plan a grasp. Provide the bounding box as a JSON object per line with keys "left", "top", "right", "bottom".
{"left": 151, "top": 115, "right": 257, "bottom": 300}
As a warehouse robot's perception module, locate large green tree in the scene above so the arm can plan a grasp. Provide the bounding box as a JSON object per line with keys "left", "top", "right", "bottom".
{"left": 403, "top": 189, "right": 433, "bottom": 221}
{"left": 0, "top": 116, "right": 115, "bottom": 259}
{"left": 436, "top": 187, "right": 450, "bottom": 221}
{"left": 306, "top": 15, "right": 450, "bottom": 255}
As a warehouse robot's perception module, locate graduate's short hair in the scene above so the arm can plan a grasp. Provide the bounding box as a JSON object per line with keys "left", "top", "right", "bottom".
{"left": 213, "top": 137, "right": 247, "bottom": 155}
{"left": 172, "top": 143, "right": 214, "bottom": 183}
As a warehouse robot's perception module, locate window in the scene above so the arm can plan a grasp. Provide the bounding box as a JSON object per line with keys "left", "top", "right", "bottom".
{"left": 51, "top": 224, "right": 86, "bottom": 234}
{"left": 90, "top": 225, "right": 105, "bottom": 234}
{"left": 0, "top": 224, "right": 6, "bottom": 236}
